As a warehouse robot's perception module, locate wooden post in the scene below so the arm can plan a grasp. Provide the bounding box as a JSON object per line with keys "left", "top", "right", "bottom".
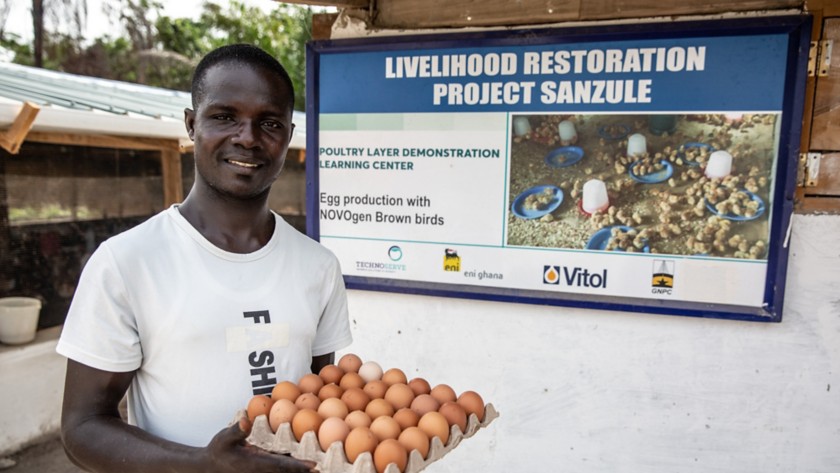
{"left": 161, "top": 149, "right": 184, "bottom": 207}
{"left": 0, "top": 102, "right": 40, "bottom": 155}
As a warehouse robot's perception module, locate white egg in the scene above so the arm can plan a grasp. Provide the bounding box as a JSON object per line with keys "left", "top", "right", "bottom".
{"left": 358, "top": 361, "right": 383, "bottom": 383}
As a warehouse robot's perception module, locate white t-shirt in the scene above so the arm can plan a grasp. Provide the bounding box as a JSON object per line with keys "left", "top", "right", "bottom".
{"left": 57, "top": 205, "right": 353, "bottom": 446}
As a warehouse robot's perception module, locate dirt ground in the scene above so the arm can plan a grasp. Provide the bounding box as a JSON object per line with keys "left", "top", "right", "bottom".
{"left": 0, "top": 436, "right": 82, "bottom": 473}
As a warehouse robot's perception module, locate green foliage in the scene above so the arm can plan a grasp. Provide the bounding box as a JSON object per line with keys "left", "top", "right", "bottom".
{"left": 12, "top": 0, "right": 314, "bottom": 110}
{"left": 157, "top": 1, "right": 313, "bottom": 109}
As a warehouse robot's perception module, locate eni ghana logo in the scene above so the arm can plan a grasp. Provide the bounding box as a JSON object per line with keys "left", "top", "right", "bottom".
{"left": 652, "top": 260, "right": 675, "bottom": 295}
{"left": 443, "top": 249, "right": 461, "bottom": 272}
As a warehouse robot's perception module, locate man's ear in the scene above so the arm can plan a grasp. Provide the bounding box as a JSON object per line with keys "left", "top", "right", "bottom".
{"left": 184, "top": 108, "right": 196, "bottom": 141}
{"left": 289, "top": 122, "right": 296, "bottom": 141}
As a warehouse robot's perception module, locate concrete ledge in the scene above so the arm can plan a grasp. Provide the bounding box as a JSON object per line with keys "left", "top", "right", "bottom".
{"left": 0, "top": 326, "right": 66, "bottom": 456}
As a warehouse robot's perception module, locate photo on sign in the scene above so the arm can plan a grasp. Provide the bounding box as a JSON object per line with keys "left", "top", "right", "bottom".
{"left": 506, "top": 113, "right": 777, "bottom": 260}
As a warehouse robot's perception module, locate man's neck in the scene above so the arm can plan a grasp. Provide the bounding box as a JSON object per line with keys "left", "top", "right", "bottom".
{"left": 177, "top": 191, "right": 275, "bottom": 254}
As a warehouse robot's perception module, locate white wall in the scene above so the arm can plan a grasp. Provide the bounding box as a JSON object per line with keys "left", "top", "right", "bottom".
{"left": 339, "top": 214, "right": 840, "bottom": 472}
{"left": 0, "top": 326, "right": 65, "bottom": 456}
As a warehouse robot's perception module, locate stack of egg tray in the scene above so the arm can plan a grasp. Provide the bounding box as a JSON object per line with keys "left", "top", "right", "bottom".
{"left": 245, "top": 403, "right": 498, "bottom": 473}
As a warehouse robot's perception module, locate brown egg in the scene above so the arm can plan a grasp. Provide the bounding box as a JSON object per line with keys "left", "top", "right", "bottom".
{"left": 392, "top": 407, "right": 419, "bottom": 430}
{"left": 456, "top": 390, "right": 485, "bottom": 422}
{"left": 418, "top": 411, "right": 450, "bottom": 445}
{"left": 369, "top": 415, "right": 401, "bottom": 441}
{"left": 338, "top": 353, "right": 363, "bottom": 373}
{"left": 398, "top": 426, "right": 430, "bottom": 459}
{"left": 407, "top": 378, "right": 431, "bottom": 396}
{"left": 381, "top": 368, "right": 408, "bottom": 386}
{"left": 318, "top": 397, "right": 349, "bottom": 420}
{"left": 410, "top": 394, "right": 440, "bottom": 417}
{"left": 374, "top": 438, "right": 407, "bottom": 473}
{"left": 318, "top": 417, "right": 350, "bottom": 452}
{"left": 384, "top": 383, "right": 415, "bottom": 410}
{"left": 344, "top": 426, "right": 379, "bottom": 463}
{"left": 365, "top": 398, "right": 395, "bottom": 420}
{"left": 339, "top": 372, "right": 366, "bottom": 390}
{"left": 292, "top": 408, "right": 323, "bottom": 442}
{"left": 295, "top": 392, "right": 321, "bottom": 411}
{"left": 363, "top": 380, "right": 389, "bottom": 400}
{"left": 429, "top": 384, "right": 457, "bottom": 405}
{"left": 345, "top": 410, "right": 372, "bottom": 429}
{"left": 268, "top": 399, "right": 298, "bottom": 433}
{"left": 341, "top": 387, "right": 371, "bottom": 412}
{"left": 246, "top": 394, "right": 273, "bottom": 422}
{"left": 319, "top": 364, "right": 346, "bottom": 385}
{"left": 318, "top": 383, "right": 344, "bottom": 401}
{"left": 298, "top": 373, "right": 325, "bottom": 394}
{"left": 271, "top": 381, "right": 301, "bottom": 403}
{"left": 438, "top": 401, "right": 467, "bottom": 433}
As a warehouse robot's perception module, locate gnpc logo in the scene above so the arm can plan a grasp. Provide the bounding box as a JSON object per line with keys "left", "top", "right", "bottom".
{"left": 652, "top": 260, "right": 675, "bottom": 295}
{"left": 388, "top": 246, "right": 403, "bottom": 261}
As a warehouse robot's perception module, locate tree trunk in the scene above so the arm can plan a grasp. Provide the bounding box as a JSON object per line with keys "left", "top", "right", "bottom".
{"left": 32, "top": 0, "right": 44, "bottom": 67}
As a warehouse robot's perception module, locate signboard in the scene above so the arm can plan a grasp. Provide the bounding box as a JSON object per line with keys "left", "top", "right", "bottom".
{"left": 306, "top": 16, "right": 811, "bottom": 322}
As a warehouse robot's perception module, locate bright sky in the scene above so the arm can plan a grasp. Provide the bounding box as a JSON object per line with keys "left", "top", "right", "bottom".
{"left": 4, "top": 0, "right": 291, "bottom": 41}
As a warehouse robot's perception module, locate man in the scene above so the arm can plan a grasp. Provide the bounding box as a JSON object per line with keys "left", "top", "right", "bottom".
{"left": 57, "top": 44, "right": 352, "bottom": 473}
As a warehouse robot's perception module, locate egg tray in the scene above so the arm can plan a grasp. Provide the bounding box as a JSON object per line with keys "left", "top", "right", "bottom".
{"left": 243, "top": 403, "right": 498, "bottom": 473}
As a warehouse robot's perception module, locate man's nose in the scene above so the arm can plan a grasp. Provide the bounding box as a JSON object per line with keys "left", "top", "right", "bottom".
{"left": 231, "top": 121, "right": 259, "bottom": 148}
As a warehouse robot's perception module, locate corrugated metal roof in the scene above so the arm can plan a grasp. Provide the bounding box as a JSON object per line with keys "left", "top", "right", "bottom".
{"left": 0, "top": 61, "right": 191, "bottom": 120}
{"left": 0, "top": 61, "right": 306, "bottom": 149}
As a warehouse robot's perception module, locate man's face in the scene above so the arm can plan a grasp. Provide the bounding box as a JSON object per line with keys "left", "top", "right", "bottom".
{"left": 185, "top": 63, "right": 294, "bottom": 201}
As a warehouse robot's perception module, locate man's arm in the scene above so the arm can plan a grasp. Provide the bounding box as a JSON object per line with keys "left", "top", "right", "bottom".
{"left": 61, "top": 359, "right": 317, "bottom": 473}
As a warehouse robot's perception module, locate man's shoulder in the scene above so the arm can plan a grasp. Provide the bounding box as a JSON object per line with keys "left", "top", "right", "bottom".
{"left": 102, "top": 209, "right": 175, "bottom": 253}
{"left": 275, "top": 215, "right": 339, "bottom": 264}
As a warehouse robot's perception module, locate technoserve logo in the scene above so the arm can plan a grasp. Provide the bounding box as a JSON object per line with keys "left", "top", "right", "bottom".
{"left": 388, "top": 245, "right": 403, "bottom": 261}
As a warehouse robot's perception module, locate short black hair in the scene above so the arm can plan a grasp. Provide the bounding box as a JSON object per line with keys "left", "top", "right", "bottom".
{"left": 191, "top": 43, "right": 295, "bottom": 112}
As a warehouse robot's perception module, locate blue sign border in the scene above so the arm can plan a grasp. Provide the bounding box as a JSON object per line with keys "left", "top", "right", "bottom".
{"left": 306, "top": 15, "right": 812, "bottom": 323}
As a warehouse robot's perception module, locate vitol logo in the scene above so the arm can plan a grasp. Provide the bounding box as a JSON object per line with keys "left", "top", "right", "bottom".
{"left": 543, "top": 265, "right": 608, "bottom": 288}
{"left": 543, "top": 266, "right": 560, "bottom": 284}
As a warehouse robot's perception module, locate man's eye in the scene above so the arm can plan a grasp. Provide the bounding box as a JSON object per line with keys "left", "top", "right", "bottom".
{"left": 262, "top": 121, "right": 282, "bottom": 129}
{"left": 213, "top": 114, "right": 233, "bottom": 121}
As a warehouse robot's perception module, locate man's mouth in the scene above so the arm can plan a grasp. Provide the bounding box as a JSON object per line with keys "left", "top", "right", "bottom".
{"left": 226, "top": 159, "right": 261, "bottom": 169}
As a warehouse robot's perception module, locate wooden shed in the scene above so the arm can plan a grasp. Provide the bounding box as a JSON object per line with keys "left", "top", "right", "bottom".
{"left": 0, "top": 63, "right": 307, "bottom": 326}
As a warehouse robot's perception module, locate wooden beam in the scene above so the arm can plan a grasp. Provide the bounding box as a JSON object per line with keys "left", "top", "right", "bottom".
{"left": 806, "top": 0, "right": 840, "bottom": 17}
{"left": 271, "top": 0, "right": 368, "bottom": 8}
{"left": 372, "top": 0, "right": 802, "bottom": 28}
{"left": 313, "top": 12, "right": 340, "bottom": 40}
{"left": 161, "top": 149, "right": 184, "bottom": 207}
{"left": 25, "top": 131, "right": 182, "bottom": 152}
{"left": 580, "top": 0, "right": 802, "bottom": 21}
{"left": 0, "top": 102, "right": 40, "bottom": 155}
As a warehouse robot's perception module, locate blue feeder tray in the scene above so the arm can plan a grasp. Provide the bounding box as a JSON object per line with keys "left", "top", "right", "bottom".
{"left": 598, "top": 124, "right": 630, "bottom": 141}
{"left": 705, "top": 190, "right": 766, "bottom": 221}
{"left": 545, "top": 146, "right": 584, "bottom": 168}
{"left": 512, "top": 185, "right": 564, "bottom": 219}
{"left": 628, "top": 160, "right": 674, "bottom": 184}
{"left": 586, "top": 225, "right": 650, "bottom": 252}
{"left": 679, "top": 142, "right": 715, "bottom": 167}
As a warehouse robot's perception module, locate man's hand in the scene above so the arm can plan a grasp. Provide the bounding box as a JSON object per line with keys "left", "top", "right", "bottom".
{"left": 204, "top": 412, "right": 318, "bottom": 473}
